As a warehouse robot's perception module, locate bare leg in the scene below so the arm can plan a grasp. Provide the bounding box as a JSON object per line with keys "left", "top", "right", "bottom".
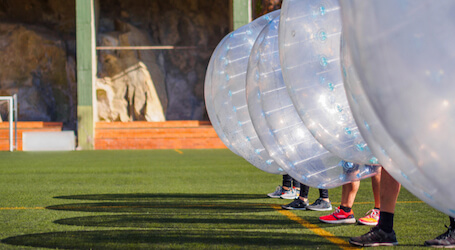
{"left": 371, "top": 167, "right": 382, "bottom": 208}
{"left": 341, "top": 180, "right": 360, "bottom": 208}
{"left": 380, "top": 169, "right": 400, "bottom": 213}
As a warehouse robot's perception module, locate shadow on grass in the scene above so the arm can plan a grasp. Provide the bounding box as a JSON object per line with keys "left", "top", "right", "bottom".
{"left": 1, "top": 229, "right": 343, "bottom": 249}
{"left": 6, "top": 193, "right": 408, "bottom": 248}
{"left": 54, "top": 214, "right": 299, "bottom": 229}
{"left": 47, "top": 193, "right": 276, "bottom": 213}
{"left": 6, "top": 193, "right": 343, "bottom": 248}
{"left": 54, "top": 193, "right": 266, "bottom": 201}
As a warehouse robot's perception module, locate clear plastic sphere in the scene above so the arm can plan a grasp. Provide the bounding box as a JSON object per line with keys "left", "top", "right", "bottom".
{"left": 341, "top": 34, "right": 454, "bottom": 217}
{"left": 205, "top": 35, "right": 239, "bottom": 156}
{"left": 205, "top": 10, "right": 285, "bottom": 174}
{"left": 278, "top": 0, "right": 376, "bottom": 164}
{"left": 340, "top": 0, "right": 455, "bottom": 217}
{"left": 246, "top": 15, "right": 379, "bottom": 188}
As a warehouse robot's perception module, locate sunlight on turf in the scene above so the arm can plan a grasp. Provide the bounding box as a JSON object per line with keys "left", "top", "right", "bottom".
{"left": 270, "top": 204, "right": 357, "bottom": 250}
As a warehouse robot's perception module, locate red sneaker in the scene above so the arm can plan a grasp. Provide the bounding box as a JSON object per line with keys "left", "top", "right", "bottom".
{"left": 358, "top": 208, "right": 379, "bottom": 226}
{"left": 319, "top": 206, "right": 356, "bottom": 224}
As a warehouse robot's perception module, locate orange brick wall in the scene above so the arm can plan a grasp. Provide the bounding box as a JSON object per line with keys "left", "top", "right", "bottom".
{"left": 0, "top": 121, "right": 227, "bottom": 150}
{"left": 95, "top": 121, "right": 227, "bottom": 150}
{"left": 0, "top": 122, "right": 63, "bottom": 151}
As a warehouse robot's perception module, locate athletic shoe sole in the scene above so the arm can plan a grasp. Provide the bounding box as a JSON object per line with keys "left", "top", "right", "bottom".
{"left": 280, "top": 195, "right": 299, "bottom": 200}
{"left": 349, "top": 240, "right": 398, "bottom": 247}
{"left": 281, "top": 206, "right": 307, "bottom": 210}
{"left": 425, "top": 245, "right": 455, "bottom": 248}
{"left": 357, "top": 220, "right": 378, "bottom": 226}
{"left": 267, "top": 194, "right": 281, "bottom": 198}
{"left": 307, "top": 206, "right": 333, "bottom": 211}
{"left": 319, "top": 218, "right": 356, "bottom": 224}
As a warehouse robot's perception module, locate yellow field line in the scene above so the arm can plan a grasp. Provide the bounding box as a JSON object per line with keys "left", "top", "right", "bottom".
{"left": 174, "top": 149, "right": 183, "bottom": 154}
{"left": 0, "top": 207, "right": 45, "bottom": 210}
{"left": 270, "top": 204, "right": 357, "bottom": 250}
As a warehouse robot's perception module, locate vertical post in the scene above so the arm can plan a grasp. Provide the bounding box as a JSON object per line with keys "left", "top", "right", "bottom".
{"left": 8, "top": 97, "right": 13, "bottom": 152}
{"left": 13, "top": 94, "right": 17, "bottom": 150}
{"left": 76, "top": 0, "right": 96, "bottom": 150}
{"left": 232, "top": 0, "right": 252, "bottom": 30}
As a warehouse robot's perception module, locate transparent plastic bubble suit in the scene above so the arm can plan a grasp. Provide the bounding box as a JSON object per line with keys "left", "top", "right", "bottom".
{"left": 341, "top": 34, "right": 454, "bottom": 217}
{"left": 205, "top": 10, "right": 285, "bottom": 174}
{"left": 246, "top": 15, "right": 379, "bottom": 188}
{"left": 278, "top": 0, "right": 376, "bottom": 165}
{"left": 205, "top": 35, "right": 240, "bottom": 156}
{"left": 340, "top": 0, "right": 455, "bottom": 217}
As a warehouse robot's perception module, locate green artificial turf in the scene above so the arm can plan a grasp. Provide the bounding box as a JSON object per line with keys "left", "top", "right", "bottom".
{"left": 0, "top": 149, "right": 449, "bottom": 249}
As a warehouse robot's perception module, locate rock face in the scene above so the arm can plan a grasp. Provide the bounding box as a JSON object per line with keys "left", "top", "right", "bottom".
{"left": 0, "top": 0, "right": 230, "bottom": 128}
{"left": 96, "top": 62, "right": 165, "bottom": 122}
{"left": 98, "top": 0, "right": 230, "bottom": 120}
{"left": 97, "top": 21, "right": 166, "bottom": 122}
{"left": 254, "top": 0, "right": 282, "bottom": 18}
{"left": 0, "top": 23, "right": 77, "bottom": 128}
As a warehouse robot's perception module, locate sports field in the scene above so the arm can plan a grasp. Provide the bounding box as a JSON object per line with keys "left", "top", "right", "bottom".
{"left": 0, "top": 149, "right": 447, "bottom": 249}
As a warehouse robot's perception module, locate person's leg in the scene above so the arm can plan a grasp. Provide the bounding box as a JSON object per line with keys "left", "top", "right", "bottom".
{"left": 292, "top": 178, "right": 301, "bottom": 190}
{"left": 282, "top": 174, "right": 292, "bottom": 190}
{"left": 299, "top": 185, "right": 309, "bottom": 201}
{"left": 358, "top": 167, "right": 381, "bottom": 226}
{"left": 424, "top": 216, "right": 455, "bottom": 247}
{"left": 340, "top": 180, "right": 360, "bottom": 211}
{"left": 319, "top": 181, "right": 359, "bottom": 223}
{"left": 349, "top": 168, "right": 400, "bottom": 247}
{"left": 340, "top": 181, "right": 359, "bottom": 207}
{"left": 377, "top": 169, "right": 400, "bottom": 232}
{"left": 319, "top": 189, "right": 329, "bottom": 201}
{"left": 371, "top": 168, "right": 381, "bottom": 209}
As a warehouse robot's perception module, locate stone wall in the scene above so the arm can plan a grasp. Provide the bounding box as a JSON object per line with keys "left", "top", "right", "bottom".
{"left": 0, "top": 0, "right": 230, "bottom": 129}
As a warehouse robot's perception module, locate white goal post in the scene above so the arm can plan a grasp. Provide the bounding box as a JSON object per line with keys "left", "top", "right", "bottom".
{"left": 0, "top": 94, "right": 17, "bottom": 152}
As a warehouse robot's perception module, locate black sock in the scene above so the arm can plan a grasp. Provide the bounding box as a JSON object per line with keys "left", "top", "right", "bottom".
{"left": 374, "top": 207, "right": 380, "bottom": 210}
{"left": 340, "top": 205, "right": 351, "bottom": 213}
{"left": 450, "top": 217, "right": 455, "bottom": 228}
{"left": 378, "top": 211, "right": 394, "bottom": 233}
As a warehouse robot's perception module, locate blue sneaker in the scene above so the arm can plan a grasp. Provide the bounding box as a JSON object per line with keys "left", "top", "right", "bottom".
{"left": 307, "top": 198, "right": 332, "bottom": 211}
{"left": 280, "top": 187, "right": 299, "bottom": 199}
{"left": 281, "top": 199, "right": 309, "bottom": 210}
{"left": 267, "top": 186, "right": 284, "bottom": 198}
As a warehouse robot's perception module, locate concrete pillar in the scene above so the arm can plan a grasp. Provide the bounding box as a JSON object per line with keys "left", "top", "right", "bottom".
{"left": 231, "top": 0, "right": 252, "bottom": 31}
{"left": 76, "top": 0, "right": 96, "bottom": 149}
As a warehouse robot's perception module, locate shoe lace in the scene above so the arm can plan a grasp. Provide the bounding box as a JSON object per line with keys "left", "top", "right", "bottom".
{"left": 435, "top": 225, "right": 454, "bottom": 240}
{"left": 364, "top": 209, "right": 379, "bottom": 218}
{"left": 312, "top": 198, "right": 322, "bottom": 205}
{"left": 358, "top": 226, "right": 381, "bottom": 239}
{"left": 283, "top": 188, "right": 293, "bottom": 194}
{"left": 273, "top": 185, "right": 282, "bottom": 194}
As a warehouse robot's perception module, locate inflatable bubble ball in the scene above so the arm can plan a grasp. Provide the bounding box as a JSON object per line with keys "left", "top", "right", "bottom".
{"left": 205, "top": 10, "right": 285, "bottom": 174}
{"left": 340, "top": 0, "right": 455, "bottom": 217}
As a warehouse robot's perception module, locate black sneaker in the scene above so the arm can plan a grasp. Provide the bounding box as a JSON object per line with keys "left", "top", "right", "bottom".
{"left": 349, "top": 226, "right": 398, "bottom": 247}
{"left": 281, "top": 199, "right": 309, "bottom": 210}
{"left": 306, "top": 198, "right": 332, "bottom": 211}
{"left": 424, "top": 226, "right": 455, "bottom": 248}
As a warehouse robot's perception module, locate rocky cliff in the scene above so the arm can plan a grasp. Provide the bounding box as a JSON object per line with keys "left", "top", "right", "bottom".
{"left": 0, "top": 0, "right": 230, "bottom": 129}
